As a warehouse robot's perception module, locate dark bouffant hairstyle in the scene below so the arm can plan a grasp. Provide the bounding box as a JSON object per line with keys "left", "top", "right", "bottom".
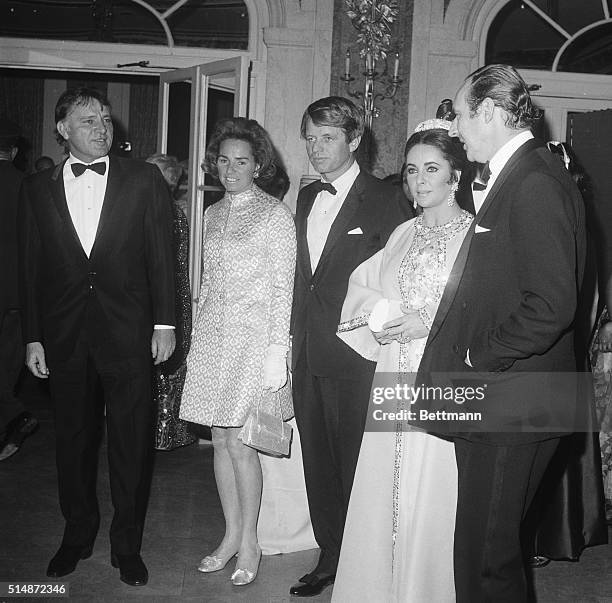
{"left": 464, "top": 64, "right": 542, "bottom": 129}
{"left": 300, "top": 96, "right": 364, "bottom": 143}
{"left": 203, "top": 117, "right": 277, "bottom": 186}
{"left": 258, "top": 164, "right": 290, "bottom": 201}
{"left": 402, "top": 100, "right": 467, "bottom": 182}
{"left": 54, "top": 87, "right": 111, "bottom": 145}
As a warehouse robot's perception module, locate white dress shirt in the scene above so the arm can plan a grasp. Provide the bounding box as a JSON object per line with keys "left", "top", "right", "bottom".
{"left": 472, "top": 130, "right": 534, "bottom": 214}
{"left": 64, "top": 153, "right": 109, "bottom": 257}
{"left": 307, "top": 161, "right": 360, "bottom": 273}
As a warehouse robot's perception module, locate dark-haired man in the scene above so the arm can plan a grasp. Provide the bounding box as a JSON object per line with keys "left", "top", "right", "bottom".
{"left": 418, "top": 64, "right": 586, "bottom": 602}
{"left": 19, "top": 88, "right": 176, "bottom": 586}
{"left": 290, "top": 96, "right": 412, "bottom": 597}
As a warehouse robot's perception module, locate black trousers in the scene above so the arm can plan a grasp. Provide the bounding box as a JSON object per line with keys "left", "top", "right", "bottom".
{"left": 453, "top": 437, "right": 559, "bottom": 603}
{"left": 292, "top": 347, "right": 374, "bottom": 576}
{"left": 48, "top": 331, "right": 154, "bottom": 555}
{"left": 0, "top": 310, "right": 25, "bottom": 429}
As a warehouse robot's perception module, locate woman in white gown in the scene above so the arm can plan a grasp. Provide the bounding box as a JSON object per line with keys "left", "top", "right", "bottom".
{"left": 332, "top": 114, "right": 473, "bottom": 602}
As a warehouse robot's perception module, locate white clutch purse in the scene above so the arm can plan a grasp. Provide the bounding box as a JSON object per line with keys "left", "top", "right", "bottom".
{"left": 368, "top": 298, "right": 403, "bottom": 331}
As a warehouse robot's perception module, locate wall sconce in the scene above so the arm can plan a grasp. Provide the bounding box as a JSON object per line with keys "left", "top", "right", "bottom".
{"left": 341, "top": 48, "right": 401, "bottom": 132}
{"left": 342, "top": 0, "right": 400, "bottom": 133}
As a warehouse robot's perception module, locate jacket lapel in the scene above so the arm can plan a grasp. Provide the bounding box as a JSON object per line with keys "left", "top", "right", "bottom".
{"left": 89, "top": 156, "right": 123, "bottom": 261}
{"left": 426, "top": 219, "right": 476, "bottom": 344}
{"left": 49, "top": 159, "right": 89, "bottom": 261}
{"left": 296, "top": 185, "right": 316, "bottom": 282}
{"left": 313, "top": 172, "right": 363, "bottom": 279}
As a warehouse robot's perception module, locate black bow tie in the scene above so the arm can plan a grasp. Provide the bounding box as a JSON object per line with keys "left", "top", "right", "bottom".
{"left": 71, "top": 162, "right": 106, "bottom": 177}
{"left": 311, "top": 180, "right": 337, "bottom": 196}
{"left": 472, "top": 163, "right": 491, "bottom": 191}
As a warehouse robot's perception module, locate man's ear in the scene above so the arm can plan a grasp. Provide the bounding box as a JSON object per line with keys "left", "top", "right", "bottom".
{"left": 9, "top": 147, "right": 18, "bottom": 162}
{"left": 480, "top": 97, "right": 496, "bottom": 123}
{"left": 56, "top": 120, "right": 69, "bottom": 141}
{"left": 349, "top": 134, "right": 362, "bottom": 153}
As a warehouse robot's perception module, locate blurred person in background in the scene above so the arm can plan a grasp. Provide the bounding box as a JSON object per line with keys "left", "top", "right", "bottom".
{"left": 0, "top": 117, "right": 38, "bottom": 462}
{"left": 146, "top": 153, "right": 196, "bottom": 452}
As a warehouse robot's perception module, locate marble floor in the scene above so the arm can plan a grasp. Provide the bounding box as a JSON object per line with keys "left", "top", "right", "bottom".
{"left": 1, "top": 376, "right": 611, "bottom": 602}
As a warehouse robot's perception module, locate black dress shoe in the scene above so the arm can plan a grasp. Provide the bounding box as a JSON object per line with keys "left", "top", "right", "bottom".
{"left": 289, "top": 572, "right": 335, "bottom": 597}
{"left": 47, "top": 544, "right": 93, "bottom": 577}
{"left": 0, "top": 412, "right": 39, "bottom": 461}
{"left": 111, "top": 553, "right": 148, "bottom": 586}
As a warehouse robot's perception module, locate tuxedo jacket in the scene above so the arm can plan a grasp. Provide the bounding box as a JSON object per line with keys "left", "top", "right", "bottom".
{"left": 18, "top": 156, "right": 175, "bottom": 362}
{"left": 417, "top": 139, "right": 586, "bottom": 444}
{"left": 291, "top": 169, "right": 412, "bottom": 378}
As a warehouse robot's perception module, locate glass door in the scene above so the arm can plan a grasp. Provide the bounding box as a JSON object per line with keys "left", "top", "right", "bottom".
{"left": 157, "top": 57, "right": 249, "bottom": 312}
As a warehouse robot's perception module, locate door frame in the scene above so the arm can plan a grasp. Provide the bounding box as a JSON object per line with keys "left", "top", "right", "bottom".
{"left": 157, "top": 57, "right": 249, "bottom": 312}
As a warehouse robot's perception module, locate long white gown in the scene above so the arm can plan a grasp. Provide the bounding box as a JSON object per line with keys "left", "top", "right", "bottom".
{"left": 332, "top": 211, "right": 473, "bottom": 603}
{"left": 257, "top": 417, "right": 318, "bottom": 554}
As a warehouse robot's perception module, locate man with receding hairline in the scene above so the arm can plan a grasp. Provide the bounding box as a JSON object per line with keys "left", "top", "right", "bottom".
{"left": 418, "top": 64, "right": 586, "bottom": 602}
{"left": 19, "top": 87, "right": 175, "bottom": 586}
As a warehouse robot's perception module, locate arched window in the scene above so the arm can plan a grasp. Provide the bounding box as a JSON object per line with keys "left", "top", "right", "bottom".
{"left": 0, "top": 0, "right": 249, "bottom": 50}
{"left": 486, "top": 0, "right": 612, "bottom": 74}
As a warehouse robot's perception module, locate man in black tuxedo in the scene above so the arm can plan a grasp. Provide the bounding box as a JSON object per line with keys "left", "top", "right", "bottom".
{"left": 289, "top": 96, "right": 412, "bottom": 597}
{"left": 0, "top": 118, "right": 39, "bottom": 462}
{"left": 19, "top": 88, "right": 176, "bottom": 586}
{"left": 418, "top": 65, "right": 586, "bottom": 601}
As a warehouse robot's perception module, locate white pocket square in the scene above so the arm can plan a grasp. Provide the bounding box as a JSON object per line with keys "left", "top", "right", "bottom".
{"left": 347, "top": 227, "right": 363, "bottom": 235}
{"left": 475, "top": 225, "right": 491, "bottom": 233}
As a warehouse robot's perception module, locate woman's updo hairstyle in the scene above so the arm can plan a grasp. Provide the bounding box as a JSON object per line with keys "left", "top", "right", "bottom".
{"left": 402, "top": 99, "right": 467, "bottom": 180}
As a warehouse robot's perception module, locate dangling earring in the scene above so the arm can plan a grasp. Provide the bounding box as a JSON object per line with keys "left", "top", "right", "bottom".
{"left": 447, "top": 180, "right": 459, "bottom": 207}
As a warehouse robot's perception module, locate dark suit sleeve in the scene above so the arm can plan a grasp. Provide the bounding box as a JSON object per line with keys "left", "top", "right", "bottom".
{"left": 469, "top": 172, "right": 582, "bottom": 371}
{"left": 380, "top": 184, "right": 415, "bottom": 245}
{"left": 17, "top": 178, "right": 43, "bottom": 344}
{"left": 144, "top": 167, "right": 176, "bottom": 327}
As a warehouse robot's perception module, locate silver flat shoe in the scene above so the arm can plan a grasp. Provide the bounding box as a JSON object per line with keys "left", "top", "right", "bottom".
{"left": 197, "top": 552, "right": 236, "bottom": 573}
{"left": 231, "top": 567, "right": 257, "bottom": 586}
{"left": 230, "top": 547, "right": 261, "bottom": 586}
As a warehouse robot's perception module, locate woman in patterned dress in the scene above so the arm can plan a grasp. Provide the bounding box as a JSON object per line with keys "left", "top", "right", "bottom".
{"left": 180, "top": 118, "right": 296, "bottom": 585}
{"left": 332, "top": 115, "right": 473, "bottom": 602}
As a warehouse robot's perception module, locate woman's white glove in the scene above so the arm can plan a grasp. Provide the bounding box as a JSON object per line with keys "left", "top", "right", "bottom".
{"left": 263, "top": 343, "right": 288, "bottom": 391}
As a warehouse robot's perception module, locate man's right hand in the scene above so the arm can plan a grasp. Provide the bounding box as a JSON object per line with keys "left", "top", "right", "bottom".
{"left": 26, "top": 342, "right": 50, "bottom": 379}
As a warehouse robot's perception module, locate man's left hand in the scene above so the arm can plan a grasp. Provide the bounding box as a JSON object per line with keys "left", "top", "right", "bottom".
{"left": 151, "top": 329, "right": 176, "bottom": 365}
